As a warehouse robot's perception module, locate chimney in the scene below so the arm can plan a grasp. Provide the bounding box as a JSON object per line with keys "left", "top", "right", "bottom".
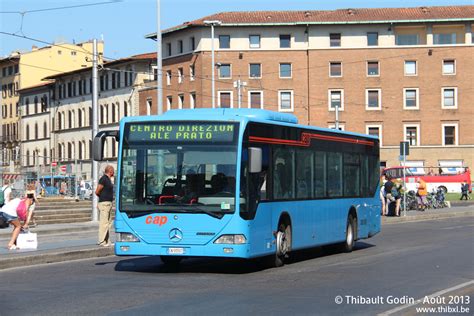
{"left": 32, "top": 45, "right": 38, "bottom": 51}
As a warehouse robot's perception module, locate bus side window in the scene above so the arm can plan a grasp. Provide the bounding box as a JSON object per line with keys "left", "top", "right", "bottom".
{"left": 314, "top": 152, "right": 327, "bottom": 198}
{"left": 327, "top": 152, "right": 343, "bottom": 197}
{"left": 273, "top": 147, "right": 295, "bottom": 199}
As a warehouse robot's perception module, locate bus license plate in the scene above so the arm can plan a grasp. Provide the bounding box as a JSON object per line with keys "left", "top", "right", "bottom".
{"left": 168, "top": 248, "right": 184, "bottom": 255}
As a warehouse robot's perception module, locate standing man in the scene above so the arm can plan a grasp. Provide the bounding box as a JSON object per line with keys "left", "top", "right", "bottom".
{"left": 1, "top": 179, "right": 13, "bottom": 208}
{"left": 95, "top": 165, "right": 115, "bottom": 247}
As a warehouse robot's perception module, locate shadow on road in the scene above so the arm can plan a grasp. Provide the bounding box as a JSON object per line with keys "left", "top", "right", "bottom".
{"left": 109, "top": 241, "right": 375, "bottom": 274}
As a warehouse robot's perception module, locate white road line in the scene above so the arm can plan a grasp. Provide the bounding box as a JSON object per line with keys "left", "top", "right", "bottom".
{"left": 379, "top": 280, "right": 474, "bottom": 316}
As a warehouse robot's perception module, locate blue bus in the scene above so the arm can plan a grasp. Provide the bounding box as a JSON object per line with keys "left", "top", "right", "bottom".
{"left": 94, "top": 109, "right": 381, "bottom": 267}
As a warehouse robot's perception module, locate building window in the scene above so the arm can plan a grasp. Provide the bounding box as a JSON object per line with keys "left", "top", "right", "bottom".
{"left": 166, "top": 70, "right": 171, "bottom": 85}
{"left": 367, "top": 61, "right": 379, "bottom": 76}
{"left": 249, "top": 63, "right": 261, "bottom": 78}
{"left": 366, "top": 89, "right": 381, "bottom": 110}
{"left": 147, "top": 98, "right": 152, "bottom": 115}
{"left": 443, "top": 60, "right": 455, "bottom": 75}
{"left": 279, "top": 63, "right": 292, "bottom": 78}
{"left": 178, "top": 94, "right": 184, "bottom": 109}
{"left": 442, "top": 123, "right": 458, "bottom": 146}
{"left": 178, "top": 40, "right": 183, "bottom": 54}
{"left": 278, "top": 90, "right": 293, "bottom": 112}
{"left": 328, "top": 90, "right": 344, "bottom": 111}
{"left": 330, "top": 33, "right": 341, "bottom": 47}
{"left": 279, "top": 34, "right": 291, "bottom": 48}
{"left": 165, "top": 96, "right": 172, "bottom": 111}
{"left": 434, "top": 33, "right": 456, "bottom": 45}
{"left": 328, "top": 124, "right": 345, "bottom": 131}
{"left": 190, "top": 37, "right": 195, "bottom": 51}
{"left": 190, "top": 92, "right": 196, "bottom": 109}
{"left": 248, "top": 91, "right": 263, "bottom": 109}
{"left": 404, "top": 88, "right": 419, "bottom": 110}
{"left": 366, "top": 125, "right": 382, "bottom": 146}
{"left": 166, "top": 43, "right": 172, "bottom": 56}
{"left": 405, "top": 60, "right": 417, "bottom": 76}
{"left": 249, "top": 35, "right": 260, "bottom": 48}
{"left": 442, "top": 87, "right": 457, "bottom": 109}
{"left": 111, "top": 73, "right": 116, "bottom": 89}
{"left": 218, "top": 91, "right": 232, "bottom": 108}
{"left": 404, "top": 125, "right": 420, "bottom": 146}
{"left": 189, "top": 65, "right": 195, "bottom": 81}
{"left": 219, "top": 35, "right": 230, "bottom": 49}
{"left": 329, "top": 62, "right": 342, "bottom": 77}
{"left": 396, "top": 34, "right": 419, "bottom": 45}
{"left": 219, "top": 64, "right": 231, "bottom": 78}
{"left": 178, "top": 67, "right": 183, "bottom": 83}
{"left": 367, "top": 32, "right": 378, "bottom": 46}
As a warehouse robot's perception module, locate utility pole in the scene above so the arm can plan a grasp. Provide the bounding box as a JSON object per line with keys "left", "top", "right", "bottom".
{"left": 234, "top": 79, "right": 247, "bottom": 109}
{"left": 156, "top": 0, "right": 163, "bottom": 115}
{"left": 204, "top": 20, "right": 222, "bottom": 108}
{"left": 92, "top": 39, "right": 99, "bottom": 222}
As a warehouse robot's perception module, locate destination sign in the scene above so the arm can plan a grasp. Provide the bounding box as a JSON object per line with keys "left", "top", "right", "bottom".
{"left": 126, "top": 123, "right": 236, "bottom": 142}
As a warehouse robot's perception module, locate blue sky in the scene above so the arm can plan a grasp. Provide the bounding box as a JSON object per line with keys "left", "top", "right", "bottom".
{"left": 1, "top": 0, "right": 472, "bottom": 58}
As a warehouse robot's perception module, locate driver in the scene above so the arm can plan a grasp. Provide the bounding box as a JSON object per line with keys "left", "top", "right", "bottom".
{"left": 210, "top": 173, "right": 229, "bottom": 194}
{"left": 177, "top": 173, "right": 199, "bottom": 203}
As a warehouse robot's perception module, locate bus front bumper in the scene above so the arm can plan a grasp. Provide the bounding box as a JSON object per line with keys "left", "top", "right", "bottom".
{"left": 114, "top": 242, "right": 250, "bottom": 258}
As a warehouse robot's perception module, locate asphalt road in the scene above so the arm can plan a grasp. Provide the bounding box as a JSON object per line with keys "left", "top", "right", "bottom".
{"left": 0, "top": 217, "right": 473, "bottom": 316}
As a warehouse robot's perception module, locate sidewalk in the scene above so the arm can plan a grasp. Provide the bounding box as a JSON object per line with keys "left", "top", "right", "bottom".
{"left": 0, "top": 222, "right": 114, "bottom": 270}
{"left": 382, "top": 201, "right": 474, "bottom": 224}
{"left": 0, "top": 204, "right": 473, "bottom": 270}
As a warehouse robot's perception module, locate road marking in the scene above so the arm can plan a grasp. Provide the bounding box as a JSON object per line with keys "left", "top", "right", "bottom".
{"left": 379, "top": 280, "right": 474, "bottom": 316}
{"left": 440, "top": 224, "right": 474, "bottom": 230}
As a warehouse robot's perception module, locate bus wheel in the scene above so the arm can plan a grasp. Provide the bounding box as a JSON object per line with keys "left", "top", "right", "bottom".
{"left": 340, "top": 215, "right": 356, "bottom": 253}
{"left": 274, "top": 223, "right": 292, "bottom": 267}
{"left": 160, "top": 256, "right": 182, "bottom": 267}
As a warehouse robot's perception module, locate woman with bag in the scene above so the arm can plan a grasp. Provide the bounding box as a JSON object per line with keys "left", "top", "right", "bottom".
{"left": 0, "top": 196, "right": 35, "bottom": 250}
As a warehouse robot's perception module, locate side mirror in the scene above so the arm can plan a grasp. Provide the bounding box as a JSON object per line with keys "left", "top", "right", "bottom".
{"left": 248, "top": 147, "right": 262, "bottom": 173}
{"left": 93, "top": 130, "right": 119, "bottom": 161}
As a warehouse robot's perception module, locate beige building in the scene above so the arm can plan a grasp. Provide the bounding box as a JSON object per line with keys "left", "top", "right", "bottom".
{"left": 38, "top": 53, "right": 156, "bottom": 180}
{"left": 0, "top": 41, "right": 104, "bottom": 175}
{"left": 140, "top": 5, "right": 474, "bottom": 170}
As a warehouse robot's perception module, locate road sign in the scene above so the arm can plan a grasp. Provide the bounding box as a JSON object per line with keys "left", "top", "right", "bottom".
{"left": 60, "top": 165, "right": 67, "bottom": 172}
{"left": 400, "top": 141, "right": 409, "bottom": 156}
{"left": 51, "top": 161, "right": 57, "bottom": 167}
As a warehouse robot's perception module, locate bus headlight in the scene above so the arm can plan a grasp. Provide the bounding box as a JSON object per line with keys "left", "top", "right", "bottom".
{"left": 214, "top": 234, "right": 247, "bottom": 244}
{"left": 117, "top": 233, "right": 140, "bottom": 242}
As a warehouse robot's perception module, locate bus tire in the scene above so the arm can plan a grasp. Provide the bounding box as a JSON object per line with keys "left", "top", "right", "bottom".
{"left": 261, "top": 222, "right": 291, "bottom": 268}
{"left": 160, "top": 256, "right": 182, "bottom": 267}
{"left": 340, "top": 215, "right": 356, "bottom": 253}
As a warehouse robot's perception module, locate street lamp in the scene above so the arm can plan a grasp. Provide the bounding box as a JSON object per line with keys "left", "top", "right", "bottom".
{"left": 203, "top": 20, "right": 222, "bottom": 108}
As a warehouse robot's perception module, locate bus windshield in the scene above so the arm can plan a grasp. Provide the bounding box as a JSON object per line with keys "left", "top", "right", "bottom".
{"left": 120, "top": 122, "right": 239, "bottom": 216}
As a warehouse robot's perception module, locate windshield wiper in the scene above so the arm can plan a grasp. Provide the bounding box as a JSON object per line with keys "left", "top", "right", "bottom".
{"left": 187, "top": 207, "right": 225, "bottom": 219}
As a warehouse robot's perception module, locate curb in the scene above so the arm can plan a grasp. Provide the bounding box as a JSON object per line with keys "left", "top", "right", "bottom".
{"left": 382, "top": 210, "right": 473, "bottom": 224}
{"left": 0, "top": 247, "right": 114, "bottom": 270}
{"left": 0, "top": 226, "right": 99, "bottom": 239}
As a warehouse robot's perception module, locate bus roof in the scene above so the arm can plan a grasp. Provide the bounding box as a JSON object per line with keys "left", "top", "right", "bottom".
{"left": 121, "top": 109, "right": 378, "bottom": 141}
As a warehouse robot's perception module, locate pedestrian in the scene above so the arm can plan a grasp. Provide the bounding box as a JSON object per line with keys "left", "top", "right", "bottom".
{"left": 0, "top": 196, "right": 35, "bottom": 250}
{"left": 1, "top": 179, "right": 13, "bottom": 208}
{"left": 460, "top": 181, "right": 470, "bottom": 200}
{"left": 25, "top": 183, "right": 39, "bottom": 227}
{"left": 384, "top": 176, "right": 395, "bottom": 215}
{"left": 95, "top": 165, "right": 115, "bottom": 247}
{"left": 380, "top": 174, "right": 387, "bottom": 216}
{"left": 416, "top": 178, "right": 428, "bottom": 211}
{"left": 392, "top": 180, "right": 402, "bottom": 217}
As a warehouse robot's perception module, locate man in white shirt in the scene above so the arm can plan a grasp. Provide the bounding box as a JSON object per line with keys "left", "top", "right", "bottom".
{"left": 1, "top": 179, "right": 13, "bottom": 207}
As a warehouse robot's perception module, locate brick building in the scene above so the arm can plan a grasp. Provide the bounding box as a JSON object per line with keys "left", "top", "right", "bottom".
{"left": 140, "top": 5, "right": 474, "bottom": 169}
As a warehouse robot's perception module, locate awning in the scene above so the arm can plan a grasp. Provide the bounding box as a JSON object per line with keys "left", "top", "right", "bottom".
{"left": 2, "top": 174, "right": 20, "bottom": 180}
